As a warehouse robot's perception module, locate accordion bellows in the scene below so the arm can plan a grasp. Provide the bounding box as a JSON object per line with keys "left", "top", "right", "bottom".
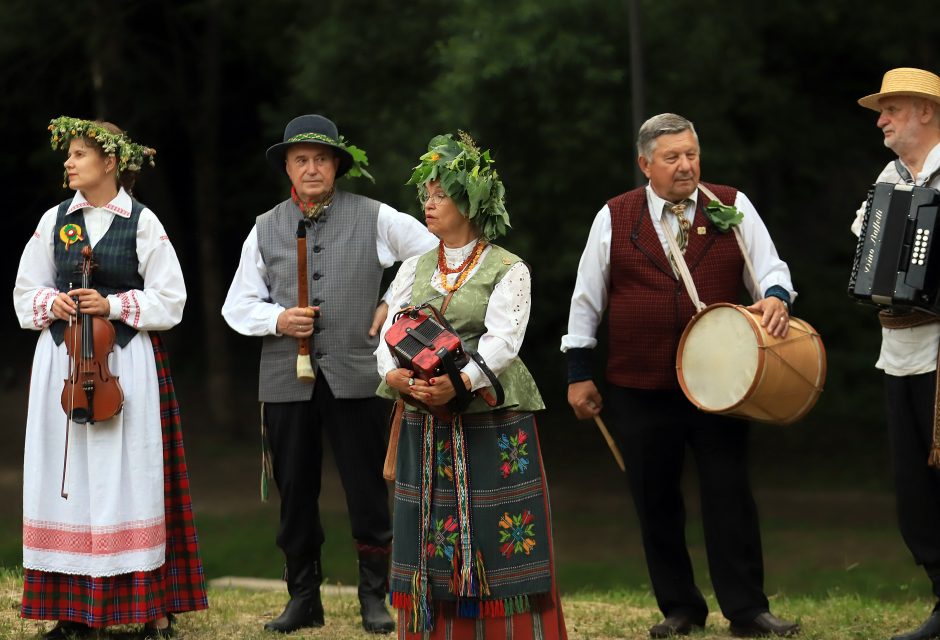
{"left": 385, "top": 308, "right": 467, "bottom": 380}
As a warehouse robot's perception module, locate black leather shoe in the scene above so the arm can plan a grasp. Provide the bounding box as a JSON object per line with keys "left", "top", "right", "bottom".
{"left": 730, "top": 612, "right": 800, "bottom": 637}
{"left": 358, "top": 547, "right": 395, "bottom": 634}
{"left": 264, "top": 556, "right": 325, "bottom": 633}
{"left": 649, "top": 614, "right": 704, "bottom": 638}
{"left": 891, "top": 611, "right": 940, "bottom": 640}
{"left": 143, "top": 613, "right": 176, "bottom": 639}
{"left": 42, "top": 621, "right": 92, "bottom": 639}
{"left": 264, "top": 595, "right": 325, "bottom": 633}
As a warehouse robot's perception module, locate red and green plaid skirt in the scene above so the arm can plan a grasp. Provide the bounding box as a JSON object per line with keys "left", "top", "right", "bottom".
{"left": 395, "top": 601, "right": 567, "bottom": 640}
{"left": 21, "top": 333, "right": 208, "bottom": 627}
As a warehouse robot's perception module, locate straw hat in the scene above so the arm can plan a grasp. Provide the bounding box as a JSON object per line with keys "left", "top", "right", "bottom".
{"left": 858, "top": 67, "right": 940, "bottom": 111}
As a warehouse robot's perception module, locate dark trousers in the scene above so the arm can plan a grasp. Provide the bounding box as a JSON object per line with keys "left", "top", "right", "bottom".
{"left": 607, "top": 386, "right": 768, "bottom": 623}
{"left": 885, "top": 372, "right": 940, "bottom": 599}
{"left": 264, "top": 374, "right": 393, "bottom": 558}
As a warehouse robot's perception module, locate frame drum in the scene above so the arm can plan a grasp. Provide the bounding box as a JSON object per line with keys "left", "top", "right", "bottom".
{"left": 676, "top": 303, "right": 826, "bottom": 424}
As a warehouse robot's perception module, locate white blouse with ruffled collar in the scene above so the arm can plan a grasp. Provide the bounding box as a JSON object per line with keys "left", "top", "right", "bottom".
{"left": 376, "top": 238, "right": 532, "bottom": 392}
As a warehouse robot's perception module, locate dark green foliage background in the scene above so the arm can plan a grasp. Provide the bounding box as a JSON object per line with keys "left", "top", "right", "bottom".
{"left": 3, "top": 0, "right": 939, "bottom": 481}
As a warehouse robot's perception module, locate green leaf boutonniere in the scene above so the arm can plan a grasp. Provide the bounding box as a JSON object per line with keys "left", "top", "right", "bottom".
{"left": 704, "top": 200, "right": 744, "bottom": 232}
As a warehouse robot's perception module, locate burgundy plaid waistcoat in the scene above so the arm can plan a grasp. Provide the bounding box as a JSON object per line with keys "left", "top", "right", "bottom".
{"left": 607, "top": 182, "right": 743, "bottom": 389}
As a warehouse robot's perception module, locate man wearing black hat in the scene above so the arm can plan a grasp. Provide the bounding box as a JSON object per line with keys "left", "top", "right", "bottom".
{"left": 854, "top": 68, "right": 940, "bottom": 640}
{"left": 222, "top": 114, "right": 436, "bottom": 634}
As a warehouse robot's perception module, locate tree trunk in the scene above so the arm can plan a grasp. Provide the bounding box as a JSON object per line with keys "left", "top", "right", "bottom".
{"left": 190, "top": 0, "right": 238, "bottom": 435}
{"left": 627, "top": 0, "right": 645, "bottom": 188}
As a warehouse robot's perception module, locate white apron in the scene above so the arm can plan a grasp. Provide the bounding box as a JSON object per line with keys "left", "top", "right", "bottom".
{"left": 22, "top": 328, "right": 165, "bottom": 577}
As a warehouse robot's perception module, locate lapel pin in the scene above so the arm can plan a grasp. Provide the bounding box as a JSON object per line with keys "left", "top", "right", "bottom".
{"left": 696, "top": 226, "right": 706, "bottom": 235}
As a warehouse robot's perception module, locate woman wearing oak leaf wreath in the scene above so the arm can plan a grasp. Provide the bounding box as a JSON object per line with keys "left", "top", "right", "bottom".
{"left": 12, "top": 117, "right": 207, "bottom": 639}
{"left": 376, "top": 132, "right": 567, "bottom": 639}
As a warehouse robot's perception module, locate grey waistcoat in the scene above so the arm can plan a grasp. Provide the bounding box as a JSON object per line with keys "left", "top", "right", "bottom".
{"left": 256, "top": 190, "right": 383, "bottom": 401}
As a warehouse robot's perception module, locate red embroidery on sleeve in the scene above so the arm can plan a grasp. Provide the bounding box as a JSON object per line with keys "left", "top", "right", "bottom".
{"left": 117, "top": 292, "right": 131, "bottom": 324}
{"left": 131, "top": 291, "right": 141, "bottom": 327}
{"left": 32, "top": 289, "right": 56, "bottom": 328}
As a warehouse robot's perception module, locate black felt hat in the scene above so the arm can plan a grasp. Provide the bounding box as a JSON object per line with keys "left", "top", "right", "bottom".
{"left": 265, "top": 114, "right": 354, "bottom": 177}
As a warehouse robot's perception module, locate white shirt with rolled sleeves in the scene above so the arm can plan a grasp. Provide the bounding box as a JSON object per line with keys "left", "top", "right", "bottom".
{"left": 222, "top": 203, "right": 437, "bottom": 336}
{"left": 561, "top": 184, "right": 796, "bottom": 352}
{"left": 375, "top": 241, "right": 531, "bottom": 393}
{"left": 851, "top": 143, "right": 940, "bottom": 376}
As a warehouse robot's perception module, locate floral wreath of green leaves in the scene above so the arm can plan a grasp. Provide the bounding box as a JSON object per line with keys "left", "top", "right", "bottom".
{"left": 339, "top": 136, "right": 374, "bottom": 181}
{"left": 48, "top": 116, "right": 156, "bottom": 175}
{"left": 406, "top": 131, "right": 511, "bottom": 241}
{"left": 283, "top": 131, "right": 374, "bottom": 182}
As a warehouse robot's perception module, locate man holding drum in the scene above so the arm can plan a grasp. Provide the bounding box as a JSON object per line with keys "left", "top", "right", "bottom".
{"left": 222, "top": 114, "right": 436, "bottom": 634}
{"left": 562, "top": 113, "right": 798, "bottom": 637}
{"left": 854, "top": 68, "right": 940, "bottom": 640}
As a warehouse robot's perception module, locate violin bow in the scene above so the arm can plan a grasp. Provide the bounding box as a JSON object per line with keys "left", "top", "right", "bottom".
{"left": 61, "top": 282, "right": 78, "bottom": 499}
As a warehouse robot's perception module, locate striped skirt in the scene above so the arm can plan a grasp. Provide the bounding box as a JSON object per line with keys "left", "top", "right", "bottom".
{"left": 21, "top": 333, "right": 208, "bottom": 627}
{"left": 391, "top": 409, "right": 566, "bottom": 640}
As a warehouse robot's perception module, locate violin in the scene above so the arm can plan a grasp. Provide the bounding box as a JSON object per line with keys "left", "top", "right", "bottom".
{"left": 60, "top": 246, "right": 124, "bottom": 424}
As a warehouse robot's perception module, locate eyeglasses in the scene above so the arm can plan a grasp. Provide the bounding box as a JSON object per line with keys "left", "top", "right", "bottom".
{"left": 423, "top": 192, "right": 448, "bottom": 206}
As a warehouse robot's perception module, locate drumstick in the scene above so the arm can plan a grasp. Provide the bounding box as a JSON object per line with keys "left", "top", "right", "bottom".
{"left": 593, "top": 414, "right": 626, "bottom": 472}
{"left": 296, "top": 220, "right": 315, "bottom": 383}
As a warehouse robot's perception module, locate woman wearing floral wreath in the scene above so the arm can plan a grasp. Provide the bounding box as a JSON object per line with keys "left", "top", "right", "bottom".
{"left": 13, "top": 117, "right": 207, "bottom": 639}
{"left": 376, "top": 133, "right": 567, "bottom": 639}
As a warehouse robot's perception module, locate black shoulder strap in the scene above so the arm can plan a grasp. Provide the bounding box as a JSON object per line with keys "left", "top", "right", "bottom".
{"left": 894, "top": 159, "right": 940, "bottom": 186}
{"left": 895, "top": 159, "right": 915, "bottom": 184}
{"left": 423, "top": 303, "right": 506, "bottom": 411}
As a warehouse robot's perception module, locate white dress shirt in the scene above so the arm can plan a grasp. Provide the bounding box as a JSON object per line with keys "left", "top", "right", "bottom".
{"left": 562, "top": 184, "right": 796, "bottom": 351}
{"left": 222, "top": 201, "right": 437, "bottom": 336}
{"left": 375, "top": 241, "right": 532, "bottom": 392}
{"left": 851, "top": 143, "right": 940, "bottom": 376}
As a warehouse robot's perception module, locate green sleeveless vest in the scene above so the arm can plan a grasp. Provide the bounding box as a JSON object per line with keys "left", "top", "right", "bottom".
{"left": 377, "top": 244, "right": 544, "bottom": 413}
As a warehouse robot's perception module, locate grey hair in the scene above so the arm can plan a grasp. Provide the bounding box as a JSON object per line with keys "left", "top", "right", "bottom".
{"left": 912, "top": 97, "right": 940, "bottom": 128}
{"left": 636, "top": 113, "right": 698, "bottom": 159}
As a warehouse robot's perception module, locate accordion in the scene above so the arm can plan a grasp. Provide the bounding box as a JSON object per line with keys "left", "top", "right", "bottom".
{"left": 385, "top": 305, "right": 473, "bottom": 420}
{"left": 849, "top": 182, "right": 940, "bottom": 313}
{"left": 385, "top": 303, "right": 504, "bottom": 420}
{"left": 385, "top": 306, "right": 468, "bottom": 381}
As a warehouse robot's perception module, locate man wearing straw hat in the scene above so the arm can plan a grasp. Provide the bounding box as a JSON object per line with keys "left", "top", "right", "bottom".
{"left": 222, "top": 114, "right": 436, "bottom": 634}
{"left": 562, "top": 113, "right": 799, "bottom": 638}
{"left": 854, "top": 68, "right": 940, "bottom": 640}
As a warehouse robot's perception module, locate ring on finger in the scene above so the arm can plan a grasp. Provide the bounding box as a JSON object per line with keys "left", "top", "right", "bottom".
{"left": 408, "top": 377, "right": 416, "bottom": 387}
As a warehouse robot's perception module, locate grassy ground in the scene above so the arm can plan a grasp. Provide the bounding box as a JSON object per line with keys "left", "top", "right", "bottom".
{"left": 1, "top": 381, "right": 936, "bottom": 638}
{"left": 1, "top": 567, "right": 937, "bottom": 639}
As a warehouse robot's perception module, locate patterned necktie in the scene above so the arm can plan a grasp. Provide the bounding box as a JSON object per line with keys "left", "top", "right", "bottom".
{"left": 666, "top": 200, "right": 692, "bottom": 253}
